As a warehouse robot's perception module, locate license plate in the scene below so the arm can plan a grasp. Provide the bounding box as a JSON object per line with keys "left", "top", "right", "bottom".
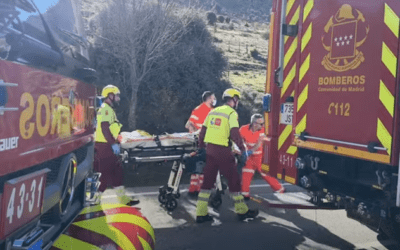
{"left": 1, "top": 169, "right": 49, "bottom": 238}
{"left": 280, "top": 103, "right": 294, "bottom": 125}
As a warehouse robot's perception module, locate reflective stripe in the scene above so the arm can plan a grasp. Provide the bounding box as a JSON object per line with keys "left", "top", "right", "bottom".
{"left": 242, "top": 169, "right": 255, "bottom": 174}
{"left": 195, "top": 123, "right": 203, "bottom": 127}
{"left": 209, "top": 111, "right": 230, "bottom": 119}
{"left": 241, "top": 192, "right": 249, "bottom": 195}
{"left": 253, "top": 151, "right": 262, "bottom": 155}
{"left": 247, "top": 143, "right": 256, "bottom": 146}
{"left": 190, "top": 115, "right": 199, "bottom": 120}
{"left": 198, "top": 196, "right": 209, "bottom": 202}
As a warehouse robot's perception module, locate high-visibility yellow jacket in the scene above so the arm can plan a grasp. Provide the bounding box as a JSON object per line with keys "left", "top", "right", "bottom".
{"left": 203, "top": 105, "right": 239, "bottom": 147}
{"left": 95, "top": 103, "right": 122, "bottom": 143}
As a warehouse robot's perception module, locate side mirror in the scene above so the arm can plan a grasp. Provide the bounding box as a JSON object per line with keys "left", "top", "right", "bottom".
{"left": 263, "top": 94, "right": 272, "bottom": 113}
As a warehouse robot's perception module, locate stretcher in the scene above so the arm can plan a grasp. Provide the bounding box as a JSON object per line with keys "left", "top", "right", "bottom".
{"left": 118, "top": 131, "right": 225, "bottom": 211}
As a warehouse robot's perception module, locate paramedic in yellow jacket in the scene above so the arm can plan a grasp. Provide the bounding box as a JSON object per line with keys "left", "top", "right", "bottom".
{"left": 195, "top": 88, "right": 259, "bottom": 223}
{"left": 94, "top": 85, "right": 139, "bottom": 205}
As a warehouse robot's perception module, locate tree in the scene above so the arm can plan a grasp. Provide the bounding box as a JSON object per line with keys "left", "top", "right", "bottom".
{"left": 90, "top": 0, "right": 198, "bottom": 129}
{"left": 87, "top": 0, "right": 229, "bottom": 133}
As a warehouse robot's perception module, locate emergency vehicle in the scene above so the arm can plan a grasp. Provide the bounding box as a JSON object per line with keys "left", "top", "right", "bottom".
{"left": 264, "top": 0, "right": 400, "bottom": 240}
{"left": 0, "top": 0, "right": 101, "bottom": 249}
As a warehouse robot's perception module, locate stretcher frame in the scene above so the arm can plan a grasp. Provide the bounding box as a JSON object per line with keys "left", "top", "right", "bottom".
{"left": 120, "top": 142, "right": 225, "bottom": 211}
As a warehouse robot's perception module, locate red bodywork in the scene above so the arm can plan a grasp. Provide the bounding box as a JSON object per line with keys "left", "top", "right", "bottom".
{"left": 0, "top": 60, "right": 96, "bottom": 175}
{"left": 264, "top": 0, "right": 400, "bottom": 182}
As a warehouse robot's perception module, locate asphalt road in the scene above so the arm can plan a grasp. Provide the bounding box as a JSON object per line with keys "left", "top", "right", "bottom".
{"left": 101, "top": 178, "right": 400, "bottom": 250}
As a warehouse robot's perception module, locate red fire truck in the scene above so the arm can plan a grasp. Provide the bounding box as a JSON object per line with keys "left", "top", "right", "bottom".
{"left": 0, "top": 1, "right": 100, "bottom": 249}
{"left": 264, "top": 0, "right": 400, "bottom": 240}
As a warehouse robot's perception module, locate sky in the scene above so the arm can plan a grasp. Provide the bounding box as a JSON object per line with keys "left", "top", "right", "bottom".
{"left": 18, "top": 0, "right": 60, "bottom": 21}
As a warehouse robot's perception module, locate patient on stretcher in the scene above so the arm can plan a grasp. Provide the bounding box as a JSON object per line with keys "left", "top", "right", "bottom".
{"left": 118, "top": 130, "right": 198, "bottom": 149}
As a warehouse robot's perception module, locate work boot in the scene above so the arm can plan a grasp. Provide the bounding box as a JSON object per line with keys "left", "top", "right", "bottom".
{"left": 276, "top": 187, "right": 286, "bottom": 194}
{"left": 126, "top": 198, "right": 140, "bottom": 206}
{"left": 196, "top": 214, "right": 214, "bottom": 223}
{"left": 237, "top": 209, "right": 259, "bottom": 221}
{"left": 244, "top": 196, "right": 250, "bottom": 201}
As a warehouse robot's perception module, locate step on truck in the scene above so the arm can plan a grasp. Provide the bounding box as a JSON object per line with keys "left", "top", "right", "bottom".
{"left": 0, "top": 0, "right": 101, "bottom": 249}
{"left": 264, "top": 0, "right": 400, "bottom": 241}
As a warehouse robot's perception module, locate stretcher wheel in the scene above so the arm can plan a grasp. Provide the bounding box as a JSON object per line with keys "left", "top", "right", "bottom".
{"left": 158, "top": 193, "right": 168, "bottom": 204}
{"left": 174, "top": 192, "right": 180, "bottom": 199}
{"left": 165, "top": 195, "right": 178, "bottom": 211}
{"left": 159, "top": 185, "right": 168, "bottom": 195}
{"left": 210, "top": 193, "right": 222, "bottom": 209}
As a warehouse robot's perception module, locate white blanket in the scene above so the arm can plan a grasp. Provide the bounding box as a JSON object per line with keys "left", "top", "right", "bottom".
{"left": 119, "top": 130, "right": 197, "bottom": 149}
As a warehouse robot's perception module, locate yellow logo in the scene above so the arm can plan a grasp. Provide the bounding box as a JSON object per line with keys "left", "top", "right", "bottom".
{"left": 321, "top": 4, "right": 369, "bottom": 72}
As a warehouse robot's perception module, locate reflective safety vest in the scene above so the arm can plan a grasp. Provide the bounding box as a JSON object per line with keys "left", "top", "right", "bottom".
{"left": 203, "top": 105, "right": 239, "bottom": 147}
{"left": 95, "top": 103, "right": 122, "bottom": 143}
{"left": 239, "top": 124, "right": 263, "bottom": 156}
{"left": 188, "top": 103, "right": 213, "bottom": 130}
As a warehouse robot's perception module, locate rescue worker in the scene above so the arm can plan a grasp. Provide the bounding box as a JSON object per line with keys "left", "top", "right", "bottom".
{"left": 196, "top": 88, "right": 259, "bottom": 223}
{"left": 240, "top": 114, "right": 285, "bottom": 200}
{"left": 185, "top": 91, "right": 217, "bottom": 196}
{"left": 94, "top": 85, "right": 139, "bottom": 206}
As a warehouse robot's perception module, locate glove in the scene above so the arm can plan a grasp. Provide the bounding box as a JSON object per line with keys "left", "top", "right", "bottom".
{"left": 111, "top": 144, "right": 121, "bottom": 155}
{"left": 240, "top": 153, "right": 248, "bottom": 165}
{"left": 246, "top": 150, "right": 254, "bottom": 157}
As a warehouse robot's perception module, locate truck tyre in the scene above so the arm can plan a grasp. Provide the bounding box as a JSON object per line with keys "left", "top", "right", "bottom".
{"left": 59, "top": 153, "right": 77, "bottom": 219}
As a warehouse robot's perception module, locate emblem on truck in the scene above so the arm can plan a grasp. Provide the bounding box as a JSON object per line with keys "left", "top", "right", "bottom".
{"left": 321, "top": 4, "right": 369, "bottom": 72}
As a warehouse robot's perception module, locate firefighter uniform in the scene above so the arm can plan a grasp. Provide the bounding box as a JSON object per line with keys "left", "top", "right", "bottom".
{"left": 94, "top": 102, "right": 123, "bottom": 192}
{"left": 187, "top": 102, "right": 213, "bottom": 194}
{"left": 196, "top": 104, "right": 250, "bottom": 219}
{"left": 240, "top": 124, "right": 283, "bottom": 198}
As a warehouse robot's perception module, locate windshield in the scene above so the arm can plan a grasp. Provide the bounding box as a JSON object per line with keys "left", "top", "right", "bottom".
{"left": 14, "top": 0, "right": 89, "bottom": 60}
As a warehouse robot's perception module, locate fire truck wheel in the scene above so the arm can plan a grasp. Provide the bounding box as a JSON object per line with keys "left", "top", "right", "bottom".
{"left": 165, "top": 195, "right": 178, "bottom": 211}
{"left": 59, "top": 153, "right": 77, "bottom": 218}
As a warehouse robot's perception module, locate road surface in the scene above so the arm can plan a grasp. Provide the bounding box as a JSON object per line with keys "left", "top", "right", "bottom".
{"left": 100, "top": 178, "right": 399, "bottom": 250}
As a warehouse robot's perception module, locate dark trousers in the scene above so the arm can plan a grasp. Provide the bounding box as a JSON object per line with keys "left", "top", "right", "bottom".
{"left": 93, "top": 142, "right": 124, "bottom": 192}
{"left": 201, "top": 143, "right": 241, "bottom": 192}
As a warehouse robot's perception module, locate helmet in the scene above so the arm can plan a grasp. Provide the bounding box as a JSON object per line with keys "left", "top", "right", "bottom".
{"left": 101, "top": 85, "right": 120, "bottom": 98}
{"left": 222, "top": 88, "right": 241, "bottom": 99}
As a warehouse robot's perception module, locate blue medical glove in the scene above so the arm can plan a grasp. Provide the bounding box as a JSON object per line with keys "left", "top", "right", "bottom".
{"left": 240, "top": 153, "right": 248, "bottom": 165}
{"left": 111, "top": 144, "right": 120, "bottom": 155}
{"left": 246, "top": 150, "right": 254, "bottom": 157}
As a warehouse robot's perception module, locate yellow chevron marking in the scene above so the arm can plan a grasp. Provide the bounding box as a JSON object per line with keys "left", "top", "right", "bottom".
{"left": 287, "top": 146, "right": 298, "bottom": 155}
{"left": 281, "top": 63, "right": 297, "bottom": 97}
{"left": 382, "top": 42, "right": 397, "bottom": 78}
{"left": 73, "top": 214, "right": 156, "bottom": 249}
{"left": 286, "top": 0, "right": 296, "bottom": 16}
{"left": 80, "top": 203, "right": 128, "bottom": 215}
{"left": 299, "top": 53, "right": 311, "bottom": 82}
{"left": 377, "top": 118, "right": 392, "bottom": 156}
{"left": 301, "top": 23, "right": 313, "bottom": 52}
{"left": 279, "top": 125, "right": 293, "bottom": 150}
{"left": 285, "top": 176, "right": 296, "bottom": 184}
{"left": 295, "top": 138, "right": 391, "bottom": 164}
{"left": 303, "top": 0, "right": 314, "bottom": 22}
{"left": 138, "top": 236, "right": 153, "bottom": 250}
{"left": 277, "top": 173, "right": 282, "bottom": 179}
{"left": 297, "top": 84, "right": 309, "bottom": 112}
{"left": 285, "top": 7, "right": 300, "bottom": 43}
{"left": 291, "top": 90, "right": 295, "bottom": 96}
{"left": 284, "top": 37, "right": 298, "bottom": 68}
{"left": 53, "top": 234, "right": 102, "bottom": 250}
{"left": 385, "top": 3, "right": 399, "bottom": 38}
{"left": 295, "top": 114, "right": 307, "bottom": 135}
{"left": 379, "top": 80, "right": 395, "bottom": 117}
